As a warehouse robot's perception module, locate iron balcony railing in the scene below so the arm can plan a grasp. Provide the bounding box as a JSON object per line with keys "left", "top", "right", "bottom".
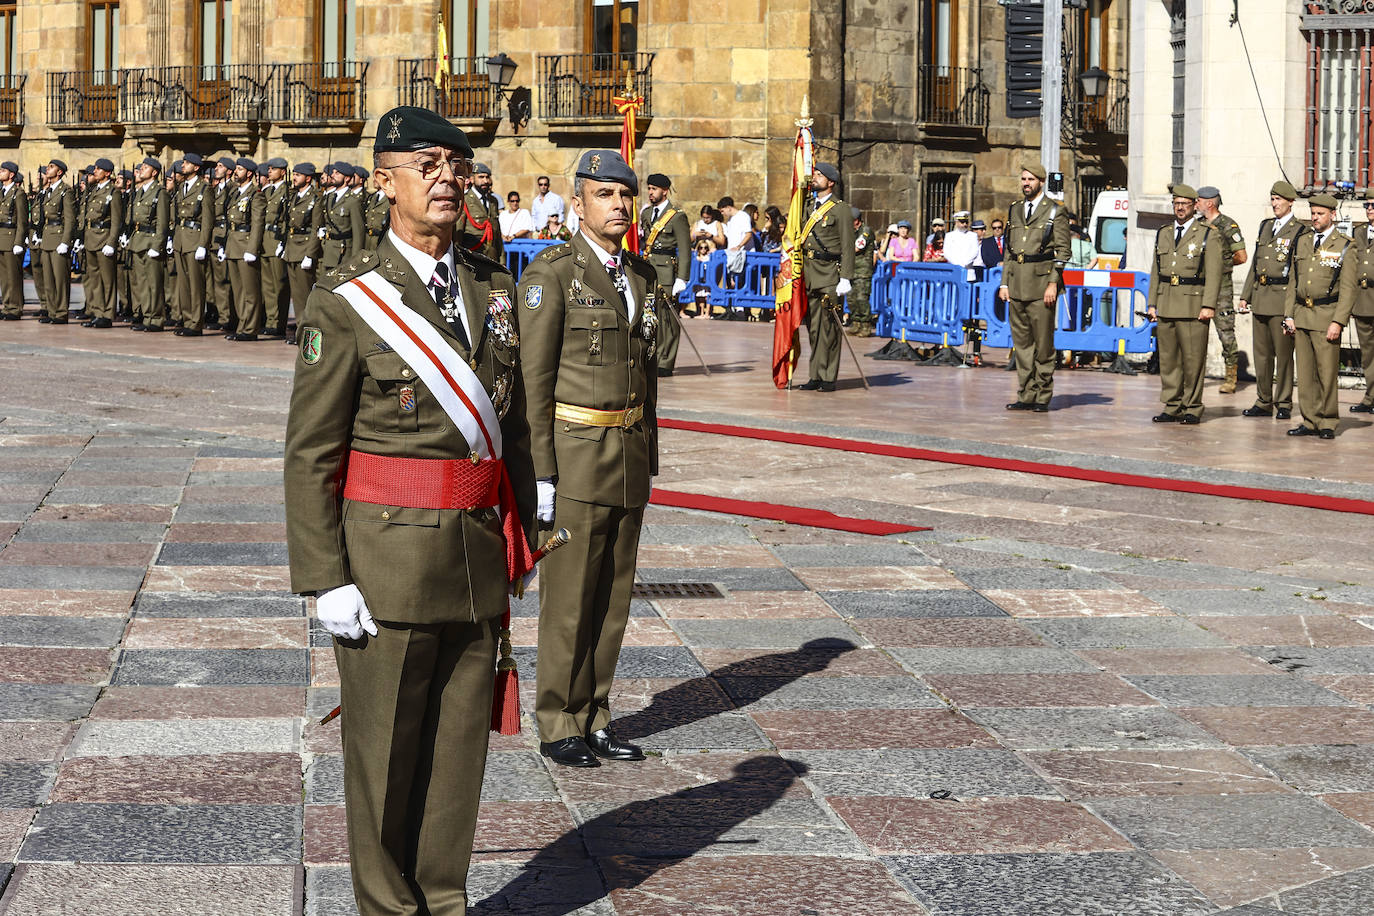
{"left": 279, "top": 61, "right": 369, "bottom": 122}
{"left": 538, "top": 52, "right": 654, "bottom": 121}
{"left": 397, "top": 57, "right": 500, "bottom": 120}
{"left": 47, "top": 70, "right": 122, "bottom": 125}
{"left": 0, "top": 73, "right": 25, "bottom": 125}
{"left": 916, "top": 65, "right": 989, "bottom": 129}
{"left": 1068, "top": 71, "right": 1128, "bottom": 137}
{"left": 122, "top": 64, "right": 277, "bottom": 123}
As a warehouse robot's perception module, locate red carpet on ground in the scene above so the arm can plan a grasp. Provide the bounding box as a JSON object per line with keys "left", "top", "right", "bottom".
{"left": 650, "top": 489, "right": 929, "bottom": 535}
{"left": 659, "top": 418, "right": 1374, "bottom": 518}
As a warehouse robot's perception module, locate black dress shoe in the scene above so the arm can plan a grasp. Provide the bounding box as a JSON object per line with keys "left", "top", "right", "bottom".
{"left": 142, "top": 324, "right": 164, "bottom": 332}
{"left": 1152, "top": 412, "right": 1180, "bottom": 423}
{"left": 585, "top": 728, "right": 645, "bottom": 761}
{"left": 540, "top": 736, "right": 600, "bottom": 768}
{"left": 1276, "top": 408, "right": 1292, "bottom": 420}
{"left": 226, "top": 332, "right": 257, "bottom": 341}
{"left": 1242, "top": 405, "right": 1272, "bottom": 417}
{"left": 1351, "top": 403, "right": 1374, "bottom": 413}
{"left": 817, "top": 381, "right": 835, "bottom": 392}
{"left": 89, "top": 317, "right": 112, "bottom": 328}
{"left": 130, "top": 323, "right": 145, "bottom": 331}
{"left": 1179, "top": 414, "right": 1201, "bottom": 425}
{"left": 1319, "top": 428, "right": 1336, "bottom": 439}
{"left": 205, "top": 322, "right": 224, "bottom": 331}
{"left": 80, "top": 319, "right": 95, "bottom": 327}
{"left": 179, "top": 329, "right": 203, "bottom": 337}
{"left": 50, "top": 318, "right": 67, "bottom": 325}
{"left": 1032, "top": 403, "right": 1050, "bottom": 413}
{"left": 1005, "top": 401, "right": 1034, "bottom": 411}
{"left": 0, "top": 314, "right": 18, "bottom": 320}
{"left": 1288, "top": 425, "right": 1316, "bottom": 436}
{"left": 37, "top": 315, "right": 51, "bottom": 324}
{"left": 657, "top": 367, "right": 674, "bottom": 377}
{"left": 797, "top": 379, "right": 822, "bottom": 390}
{"left": 263, "top": 329, "right": 286, "bottom": 339}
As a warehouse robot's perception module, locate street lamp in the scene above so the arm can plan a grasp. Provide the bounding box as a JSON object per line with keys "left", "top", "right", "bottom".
{"left": 485, "top": 53, "right": 530, "bottom": 131}
{"left": 485, "top": 53, "right": 518, "bottom": 89}
{"left": 1079, "top": 66, "right": 1109, "bottom": 100}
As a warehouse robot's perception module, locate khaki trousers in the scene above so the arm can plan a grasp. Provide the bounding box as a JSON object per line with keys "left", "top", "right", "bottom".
{"left": 805, "top": 285, "right": 840, "bottom": 383}
{"left": 84, "top": 248, "right": 118, "bottom": 320}
{"left": 260, "top": 255, "right": 289, "bottom": 333}
{"left": 132, "top": 251, "right": 166, "bottom": 328}
{"left": 1009, "top": 296, "right": 1057, "bottom": 405}
{"left": 334, "top": 618, "right": 497, "bottom": 916}
{"left": 1252, "top": 312, "right": 1295, "bottom": 410}
{"left": 0, "top": 247, "right": 22, "bottom": 316}
{"left": 39, "top": 248, "right": 70, "bottom": 319}
{"left": 1157, "top": 316, "right": 1210, "bottom": 418}
{"left": 228, "top": 257, "right": 262, "bottom": 336}
{"left": 175, "top": 250, "right": 205, "bottom": 330}
{"left": 287, "top": 261, "right": 317, "bottom": 325}
{"left": 1294, "top": 326, "right": 1342, "bottom": 432}
{"left": 1353, "top": 315, "right": 1374, "bottom": 408}
{"left": 536, "top": 496, "right": 644, "bottom": 742}
{"left": 207, "top": 249, "right": 232, "bottom": 326}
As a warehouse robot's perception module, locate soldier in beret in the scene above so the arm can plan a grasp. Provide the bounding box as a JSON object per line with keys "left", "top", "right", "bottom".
{"left": 0, "top": 161, "right": 26, "bottom": 320}
{"left": 115, "top": 169, "right": 134, "bottom": 322}
{"left": 80, "top": 158, "right": 121, "bottom": 328}
{"left": 206, "top": 156, "right": 235, "bottom": 331}
{"left": 223, "top": 158, "right": 265, "bottom": 340}
{"left": 170, "top": 154, "right": 212, "bottom": 335}
{"left": 1002, "top": 163, "right": 1071, "bottom": 411}
{"left": 259, "top": 157, "right": 291, "bottom": 337}
{"left": 128, "top": 158, "right": 171, "bottom": 332}
{"left": 797, "top": 162, "right": 855, "bottom": 391}
{"left": 284, "top": 105, "right": 535, "bottom": 916}
{"left": 1238, "top": 180, "right": 1302, "bottom": 421}
{"left": 284, "top": 162, "right": 322, "bottom": 340}
{"left": 518, "top": 148, "right": 659, "bottom": 768}
{"left": 363, "top": 166, "right": 390, "bottom": 251}
{"left": 639, "top": 172, "right": 690, "bottom": 375}
{"left": 37, "top": 159, "right": 77, "bottom": 324}
{"left": 458, "top": 161, "right": 503, "bottom": 262}
{"left": 320, "top": 162, "right": 364, "bottom": 271}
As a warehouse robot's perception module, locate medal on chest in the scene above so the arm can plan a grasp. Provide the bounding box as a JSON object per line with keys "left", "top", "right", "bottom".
{"left": 486, "top": 289, "right": 519, "bottom": 348}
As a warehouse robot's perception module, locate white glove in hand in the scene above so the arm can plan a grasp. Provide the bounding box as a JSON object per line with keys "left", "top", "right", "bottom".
{"left": 166, "top": 238, "right": 174, "bottom": 252}
{"left": 101, "top": 245, "right": 115, "bottom": 258}
{"left": 536, "top": 479, "right": 556, "bottom": 523}
{"left": 194, "top": 246, "right": 206, "bottom": 261}
{"left": 217, "top": 248, "right": 226, "bottom": 262}
{"left": 243, "top": 251, "right": 257, "bottom": 263}
{"left": 835, "top": 278, "right": 852, "bottom": 297}
{"left": 56, "top": 243, "right": 69, "bottom": 255}
{"left": 301, "top": 256, "right": 313, "bottom": 270}
{"left": 11, "top": 246, "right": 20, "bottom": 256}
{"left": 148, "top": 247, "right": 161, "bottom": 259}
{"left": 316, "top": 584, "right": 378, "bottom": 640}
{"left": 671, "top": 277, "right": 687, "bottom": 297}
{"left": 317, "top": 227, "right": 327, "bottom": 240}
{"left": 276, "top": 242, "right": 285, "bottom": 258}
{"left": 118, "top": 234, "right": 129, "bottom": 247}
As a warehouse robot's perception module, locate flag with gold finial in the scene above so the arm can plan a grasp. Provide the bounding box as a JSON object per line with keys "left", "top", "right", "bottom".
{"left": 434, "top": 15, "right": 450, "bottom": 90}
{"left": 772, "top": 97, "right": 814, "bottom": 389}
{"left": 612, "top": 78, "right": 644, "bottom": 256}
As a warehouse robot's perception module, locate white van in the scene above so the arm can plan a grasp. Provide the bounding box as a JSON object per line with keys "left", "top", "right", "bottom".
{"left": 1087, "top": 190, "right": 1128, "bottom": 270}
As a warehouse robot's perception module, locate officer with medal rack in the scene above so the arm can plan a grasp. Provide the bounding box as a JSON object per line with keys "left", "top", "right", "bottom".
{"left": 517, "top": 149, "right": 660, "bottom": 768}
{"left": 639, "top": 172, "right": 691, "bottom": 376}
{"left": 1283, "top": 192, "right": 1356, "bottom": 439}
{"left": 797, "top": 162, "right": 854, "bottom": 392}
{"left": 1238, "top": 181, "right": 1303, "bottom": 420}
{"left": 79, "top": 157, "right": 122, "bottom": 328}
{"left": 1345, "top": 187, "right": 1374, "bottom": 415}
{"left": 0, "top": 160, "right": 26, "bottom": 320}
{"left": 284, "top": 106, "right": 536, "bottom": 916}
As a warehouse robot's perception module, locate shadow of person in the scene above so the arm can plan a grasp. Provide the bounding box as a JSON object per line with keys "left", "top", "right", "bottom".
{"left": 608, "top": 637, "right": 857, "bottom": 743}
{"left": 473, "top": 755, "right": 807, "bottom": 915}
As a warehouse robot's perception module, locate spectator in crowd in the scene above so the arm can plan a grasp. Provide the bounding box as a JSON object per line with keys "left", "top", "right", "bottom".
{"left": 885, "top": 220, "right": 920, "bottom": 262}
{"left": 743, "top": 203, "right": 761, "bottom": 247}
{"left": 981, "top": 216, "right": 1006, "bottom": 271}
{"left": 943, "top": 210, "right": 980, "bottom": 277}
{"left": 530, "top": 175, "right": 565, "bottom": 230}
{"left": 693, "top": 205, "right": 725, "bottom": 250}
{"left": 761, "top": 205, "right": 785, "bottom": 252}
{"left": 969, "top": 219, "right": 990, "bottom": 281}
{"left": 923, "top": 228, "right": 947, "bottom": 262}
{"left": 499, "top": 190, "right": 534, "bottom": 242}
{"left": 691, "top": 238, "right": 715, "bottom": 317}
{"left": 925, "top": 216, "right": 946, "bottom": 247}
{"left": 1069, "top": 220, "right": 1097, "bottom": 267}
{"left": 537, "top": 212, "right": 572, "bottom": 241}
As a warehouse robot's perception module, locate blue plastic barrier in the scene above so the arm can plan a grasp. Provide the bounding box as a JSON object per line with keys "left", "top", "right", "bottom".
{"left": 873, "top": 262, "right": 976, "bottom": 346}
{"left": 504, "top": 238, "right": 559, "bottom": 281}
{"left": 1054, "top": 269, "right": 1155, "bottom": 354}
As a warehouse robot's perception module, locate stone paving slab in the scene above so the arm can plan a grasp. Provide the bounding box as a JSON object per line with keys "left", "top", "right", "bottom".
{"left": 10, "top": 521, "right": 169, "bottom": 543}
{"left": 156, "top": 543, "right": 292, "bottom": 566}
{"left": 133, "top": 592, "right": 306, "bottom": 618}
{"left": 67, "top": 718, "right": 300, "bottom": 758}
{"left": 719, "top": 676, "right": 946, "bottom": 711}
{"left": 0, "top": 615, "right": 128, "bottom": 648}
{"left": 890, "top": 647, "right": 1101, "bottom": 674}
{"left": 112, "top": 648, "right": 309, "bottom": 686}
{"left": 1243, "top": 745, "right": 1374, "bottom": 794}
{"left": 1025, "top": 616, "right": 1230, "bottom": 648}
{"left": 787, "top": 748, "right": 1055, "bottom": 797}
{"left": 965, "top": 707, "right": 1227, "bottom": 751}
{"left": 50, "top": 753, "right": 302, "bottom": 805}
{"left": 0, "top": 684, "right": 100, "bottom": 721}
{"left": 19, "top": 803, "right": 302, "bottom": 863}
{"left": 821, "top": 590, "right": 1005, "bottom": 618}
{"left": 1088, "top": 794, "right": 1374, "bottom": 849}
{"left": 1249, "top": 646, "right": 1374, "bottom": 674}
{"left": 0, "top": 864, "right": 300, "bottom": 916}
{"left": 1124, "top": 674, "right": 1353, "bottom": 707}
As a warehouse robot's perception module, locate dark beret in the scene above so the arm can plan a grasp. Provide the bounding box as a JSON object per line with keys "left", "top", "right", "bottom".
{"left": 255, "top": 162, "right": 270, "bottom": 176}
{"left": 814, "top": 162, "right": 840, "bottom": 183}
{"left": 647, "top": 172, "right": 671, "bottom": 189}
{"left": 171, "top": 159, "right": 183, "bottom": 173}
{"left": 293, "top": 162, "right": 316, "bottom": 176}
{"left": 94, "top": 158, "right": 115, "bottom": 172}
{"left": 351, "top": 164, "right": 368, "bottom": 178}
{"left": 575, "top": 149, "right": 637, "bottom": 195}
{"left": 850, "top": 205, "right": 862, "bottom": 220}
{"left": 83, "top": 165, "right": 94, "bottom": 174}
{"left": 182, "top": 152, "right": 203, "bottom": 167}
{"left": 141, "top": 157, "right": 163, "bottom": 173}
{"left": 373, "top": 105, "right": 474, "bottom": 158}
{"left": 217, "top": 156, "right": 236, "bottom": 170}
{"left": 266, "top": 157, "right": 288, "bottom": 170}
{"left": 1196, "top": 185, "right": 1221, "bottom": 201}
{"left": 0, "top": 161, "right": 18, "bottom": 174}
{"left": 49, "top": 159, "right": 68, "bottom": 173}
{"left": 119, "top": 169, "right": 134, "bottom": 181}
{"left": 236, "top": 157, "right": 257, "bottom": 172}
{"left": 327, "top": 161, "right": 349, "bottom": 175}
{"left": 472, "top": 162, "right": 492, "bottom": 176}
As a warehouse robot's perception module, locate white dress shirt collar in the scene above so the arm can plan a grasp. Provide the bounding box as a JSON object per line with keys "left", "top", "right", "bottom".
{"left": 386, "top": 229, "right": 472, "bottom": 342}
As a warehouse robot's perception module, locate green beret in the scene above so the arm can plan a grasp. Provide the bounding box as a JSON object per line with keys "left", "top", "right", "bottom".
{"left": 1271, "top": 180, "right": 1298, "bottom": 201}
{"left": 1171, "top": 184, "right": 1198, "bottom": 200}
{"left": 1309, "top": 192, "right": 1339, "bottom": 210}
{"left": 374, "top": 105, "right": 474, "bottom": 158}
{"left": 575, "top": 149, "right": 638, "bottom": 195}
{"left": 1022, "top": 163, "right": 1047, "bottom": 180}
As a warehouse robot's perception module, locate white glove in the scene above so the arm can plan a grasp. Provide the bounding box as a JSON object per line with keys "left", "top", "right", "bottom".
{"left": 536, "top": 479, "right": 556, "bottom": 523}
{"left": 317, "top": 227, "right": 327, "bottom": 240}
{"left": 672, "top": 277, "right": 687, "bottom": 297}
{"left": 118, "top": 234, "right": 128, "bottom": 247}
{"left": 243, "top": 251, "right": 257, "bottom": 263}
{"left": 275, "top": 242, "right": 285, "bottom": 258}
{"left": 101, "top": 245, "right": 114, "bottom": 257}
{"left": 315, "top": 584, "right": 377, "bottom": 641}
{"left": 835, "top": 278, "right": 852, "bottom": 297}
{"left": 148, "top": 247, "right": 161, "bottom": 259}
{"left": 10, "top": 245, "right": 20, "bottom": 256}
{"left": 217, "top": 248, "right": 226, "bottom": 262}
{"left": 301, "top": 256, "right": 313, "bottom": 270}
{"left": 166, "top": 238, "right": 174, "bottom": 252}
{"left": 194, "top": 246, "right": 206, "bottom": 261}
{"left": 73, "top": 240, "right": 84, "bottom": 253}
{"left": 56, "top": 243, "right": 68, "bottom": 255}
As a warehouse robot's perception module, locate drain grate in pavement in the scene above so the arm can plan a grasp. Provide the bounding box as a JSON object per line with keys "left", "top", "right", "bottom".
{"left": 631, "top": 582, "right": 724, "bottom": 599}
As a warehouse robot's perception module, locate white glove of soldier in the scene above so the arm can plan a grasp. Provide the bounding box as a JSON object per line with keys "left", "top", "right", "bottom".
{"left": 835, "top": 278, "right": 852, "bottom": 297}
{"left": 101, "top": 245, "right": 115, "bottom": 257}
{"left": 301, "top": 256, "right": 313, "bottom": 270}
{"left": 243, "top": 251, "right": 257, "bottom": 264}
{"left": 672, "top": 277, "right": 687, "bottom": 297}
{"left": 194, "top": 246, "right": 207, "bottom": 261}
{"left": 536, "top": 479, "right": 556, "bottom": 523}
{"left": 73, "top": 240, "right": 84, "bottom": 253}
{"left": 275, "top": 242, "right": 285, "bottom": 258}
{"left": 56, "top": 243, "right": 69, "bottom": 255}
{"left": 217, "top": 247, "right": 226, "bottom": 262}
{"left": 118, "top": 234, "right": 129, "bottom": 247}
{"left": 148, "top": 247, "right": 161, "bottom": 259}
{"left": 317, "top": 227, "right": 327, "bottom": 240}
{"left": 315, "top": 584, "right": 378, "bottom": 641}
{"left": 11, "top": 246, "right": 21, "bottom": 256}
{"left": 166, "top": 238, "right": 174, "bottom": 253}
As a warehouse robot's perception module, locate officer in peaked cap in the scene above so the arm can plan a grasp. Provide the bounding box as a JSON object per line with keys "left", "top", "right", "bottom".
{"left": 518, "top": 147, "right": 660, "bottom": 769}
{"left": 0, "top": 159, "right": 26, "bottom": 320}
{"left": 284, "top": 104, "right": 534, "bottom": 916}
{"left": 1239, "top": 179, "right": 1302, "bottom": 420}
{"left": 639, "top": 171, "right": 691, "bottom": 374}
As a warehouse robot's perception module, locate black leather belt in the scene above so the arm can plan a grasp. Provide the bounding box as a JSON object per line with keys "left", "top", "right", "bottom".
{"left": 265, "top": 223, "right": 282, "bottom": 234}
{"left": 651, "top": 246, "right": 677, "bottom": 254}
{"left": 327, "top": 230, "right": 352, "bottom": 240}
{"left": 1361, "top": 278, "right": 1374, "bottom": 289}
{"left": 181, "top": 219, "right": 201, "bottom": 230}
{"left": 89, "top": 220, "right": 111, "bottom": 230}
{"left": 46, "top": 218, "right": 62, "bottom": 226}
{"left": 1302, "top": 294, "right": 1338, "bottom": 307}
{"left": 1167, "top": 275, "right": 1204, "bottom": 287}
{"left": 1258, "top": 274, "right": 1289, "bottom": 286}
{"left": 290, "top": 228, "right": 312, "bottom": 236}
{"left": 1010, "top": 251, "right": 1053, "bottom": 263}
{"left": 0, "top": 222, "right": 15, "bottom": 229}
{"left": 807, "top": 250, "right": 840, "bottom": 262}
{"left": 137, "top": 222, "right": 156, "bottom": 233}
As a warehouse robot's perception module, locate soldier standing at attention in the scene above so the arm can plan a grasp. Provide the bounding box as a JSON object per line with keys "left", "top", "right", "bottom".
{"left": 640, "top": 172, "right": 690, "bottom": 376}
{"left": 1001, "top": 164, "right": 1070, "bottom": 411}
{"left": 285, "top": 106, "right": 535, "bottom": 916}
{"left": 0, "top": 161, "right": 27, "bottom": 320}
{"left": 259, "top": 157, "right": 291, "bottom": 338}
{"left": 320, "top": 163, "right": 364, "bottom": 271}
{"left": 849, "top": 205, "right": 878, "bottom": 332}
{"left": 1195, "top": 186, "right": 1247, "bottom": 395}
{"left": 1348, "top": 189, "right": 1374, "bottom": 414}
{"left": 224, "top": 158, "right": 265, "bottom": 341}
{"left": 1147, "top": 184, "right": 1221, "bottom": 425}
{"left": 1238, "top": 181, "right": 1301, "bottom": 421}
{"left": 79, "top": 158, "right": 121, "bottom": 329}
{"left": 284, "top": 162, "right": 322, "bottom": 341}
{"left": 518, "top": 149, "right": 659, "bottom": 768}
{"left": 797, "top": 162, "right": 854, "bottom": 392}
{"left": 1283, "top": 193, "right": 1355, "bottom": 440}
{"left": 37, "top": 159, "right": 76, "bottom": 325}
{"left": 459, "top": 162, "right": 504, "bottom": 262}
{"left": 363, "top": 169, "right": 389, "bottom": 251}
{"left": 116, "top": 169, "right": 134, "bottom": 322}
{"left": 128, "top": 158, "right": 170, "bottom": 333}
{"left": 171, "top": 154, "right": 212, "bottom": 336}
{"left": 28, "top": 174, "right": 47, "bottom": 315}
{"left": 206, "top": 157, "right": 235, "bottom": 331}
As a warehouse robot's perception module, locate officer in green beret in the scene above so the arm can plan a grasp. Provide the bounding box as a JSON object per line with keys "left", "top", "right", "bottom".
{"left": 1346, "top": 187, "right": 1374, "bottom": 413}
{"left": 1283, "top": 193, "right": 1356, "bottom": 439}
{"left": 1238, "top": 180, "right": 1302, "bottom": 420}
{"left": 518, "top": 148, "right": 660, "bottom": 768}
{"left": 1147, "top": 184, "right": 1221, "bottom": 424}
{"left": 639, "top": 172, "right": 690, "bottom": 375}
{"left": 1196, "top": 186, "right": 1246, "bottom": 394}
{"left": 285, "top": 105, "right": 535, "bottom": 916}
{"left": 1001, "top": 163, "right": 1071, "bottom": 411}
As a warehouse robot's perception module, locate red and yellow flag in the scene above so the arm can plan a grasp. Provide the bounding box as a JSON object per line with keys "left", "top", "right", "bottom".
{"left": 434, "top": 15, "right": 450, "bottom": 90}
{"left": 772, "top": 118, "right": 814, "bottom": 389}
{"left": 613, "top": 91, "right": 644, "bottom": 255}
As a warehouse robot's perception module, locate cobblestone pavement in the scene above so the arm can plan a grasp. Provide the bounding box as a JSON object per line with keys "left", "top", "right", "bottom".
{"left": 2, "top": 319, "right": 1374, "bottom": 915}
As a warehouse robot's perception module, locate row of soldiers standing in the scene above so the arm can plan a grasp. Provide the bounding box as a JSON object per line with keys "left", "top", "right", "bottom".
{"left": 0, "top": 154, "right": 392, "bottom": 339}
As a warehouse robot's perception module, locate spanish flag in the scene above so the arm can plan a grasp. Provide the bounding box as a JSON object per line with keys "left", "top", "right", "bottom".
{"left": 772, "top": 116, "right": 813, "bottom": 389}
{"left": 613, "top": 90, "right": 644, "bottom": 255}
{"left": 435, "top": 15, "right": 450, "bottom": 90}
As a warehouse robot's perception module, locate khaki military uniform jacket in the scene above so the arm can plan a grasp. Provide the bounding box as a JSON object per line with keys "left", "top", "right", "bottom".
{"left": 1002, "top": 196, "right": 1071, "bottom": 300}
{"left": 518, "top": 233, "right": 659, "bottom": 508}
{"left": 38, "top": 182, "right": 76, "bottom": 251}
{"left": 640, "top": 203, "right": 692, "bottom": 288}
{"left": 800, "top": 194, "right": 855, "bottom": 290}
{"left": 224, "top": 183, "right": 265, "bottom": 260}
{"left": 1240, "top": 215, "right": 1305, "bottom": 317}
{"left": 0, "top": 183, "right": 28, "bottom": 250}
{"left": 1148, "top": 220, "right": 1222, "bottom": 318}
{"left": 81, "top": 180, "right": 122, "bottom": 251}
{"left": 210, "top": 179, "right": 232, "bottom": 250}
{"left": 283, "top": 236, "right": 535, "bottom": 624}
{"left": 284, "top": 187, "right": 323, "bottom": 263}
{"left": 1205, "top": 212, "right": 1246, "bottom": 305}
{"left": 1345, "top": 225, "right": 1374, "bottom": 319}
{"left": 363, "top": 190, "right": 389, "bottom": 250}
{"left": 260, "top": 181, "right": 290, "bottom": 253}
{"left": 459, "top": 187, "right": 504, "bottom": 262}
{"left": 172, "top": 177, "right": 213, "bottom": 252}
{"left": 127, "top": 182, "right": 171, "bottom": 254}
{"left": 321, "top": 189, "right": 364, "bottom": 269}
{"left": 1284, "top": 229, "right": 1357, "bottom": 331}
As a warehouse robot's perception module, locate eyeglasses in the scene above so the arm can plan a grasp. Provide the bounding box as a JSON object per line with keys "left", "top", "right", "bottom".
{"left": 388, "top": 156, "right": 473, "bottom": 181}
{"left": 1363, "top": 203, "right": 1374, "bottom": 209}
{"left": 991, "top": 224, "right": 1004, "bottom": 230}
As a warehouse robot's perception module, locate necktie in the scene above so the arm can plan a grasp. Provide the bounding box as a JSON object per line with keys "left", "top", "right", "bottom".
{"left": 431, "top": 262, "right": 470, "bottom": 349}
{"left": 1315, "top": 232, "right": 1325, "bottom": 249}
{"left": 1175, "top": 226, "right": 1183, "bottom": 245}
{"left": 1026, "top": 202, "right": 1033, "bottom": 222}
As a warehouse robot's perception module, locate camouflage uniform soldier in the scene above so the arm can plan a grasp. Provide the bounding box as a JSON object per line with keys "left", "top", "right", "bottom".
{"left": 849, "top": 205, "right": 878, "bottom": 332}
{"left": 1347, "top": 188, "right": 1374, "bottom": 414}
{"left": 1197, "top": 186, "right": 1247, "bottom": 393}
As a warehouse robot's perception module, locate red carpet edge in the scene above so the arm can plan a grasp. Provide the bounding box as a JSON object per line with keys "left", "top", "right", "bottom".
{"left": 658, "top": 418, "right": 1374, "bottom": 518}
{"left": 649, "top": 490, "right": 929, "bottom": 535}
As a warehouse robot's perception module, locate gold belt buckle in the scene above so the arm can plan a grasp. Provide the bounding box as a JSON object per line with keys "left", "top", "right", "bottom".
{"left": 1015, "top": 253, "right": 1025, "bottom": 263}
{"left": 1169, "top": 276, "right": 1179, "bottom": 287}
{"left": 1363, "top": 278, "right": 1370, "bottom": 289}
{"left": 1260, "top": 272, "right": 1268, "bottom": 285}
{"left": 1305, "top": 297, "right": 1314, "bottom": 308}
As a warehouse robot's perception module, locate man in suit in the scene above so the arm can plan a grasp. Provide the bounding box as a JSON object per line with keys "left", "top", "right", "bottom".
{"left": 1001, "top": 164, "right": 1071, "bottom": 411}
{"left": 980, "top": 216, "right": 1006, "bottom": 272}
{"left": 458, "top": 162, "right": 503, "bottom": 262}
{"left": 1147, "top": 184, "right": 1222, "bottom": 424}
{"left": 797, "top": 162, "right": 855, "bottom": 392}
{"left": 1238, "top": 180, "right": 1303, "bottom": 421}
{"left": 224, "top": 158, "right": 265, "bottom": 341}
{"left": 1284, "top": 193, "right": 1356, "bottom": 439}
{"left": 0, "top": 161, "right": 27, "bottom": 320}
{"left": 128, "top": 158, "right": 171, "bottom": 332}
{"left": 640, "top": 172, "right": 691, "bottom": 376}
{"left": 518, "top": 149, "right": 659, "bottom": 768}
{"left": 79, "top": 158, "right": 122, "bottom": 329}
{"left": 1348, "top": 187, "right": 1374, "bottom": 415}
{"left": 170, "top": 154, "right": 213, "bottom": 335}
{"left": 284, "top": 162, "right": 322, "bottom": 342}
{"left": 37, "top": 159, "right": 77, "bottom": 324}
{"left": 258, "top": 157, "right": 291, "bottom": 337}
{"left": 285, "top": 105, "right": 534, "bottom": 916}
{"left": 320, "top": 163, "right": 364, "bottom": 271}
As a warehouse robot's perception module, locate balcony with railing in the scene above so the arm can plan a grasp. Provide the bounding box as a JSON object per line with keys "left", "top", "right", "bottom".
{"left": 122, "top": 64, "right": 276, "bottom": 123}
{"left": 397, "top": 57, "right": 500, "bottom": 124}
{"left": 538, "top": 52, "right": 653, "bottom": 123}
{"left": 1067, "top": 71, "right": 1128, "bottom": 139}
{"left": 278, "top": 62, "right": 369, "bottom": 124}
{"left": 0, "top": 74, "right": 24, "bottom": 128}
{"left": 916, "top": 65, "right": 989, "bottom": 131}
{"left": 46, "top": 70, "right": 122, "bottom": 129}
